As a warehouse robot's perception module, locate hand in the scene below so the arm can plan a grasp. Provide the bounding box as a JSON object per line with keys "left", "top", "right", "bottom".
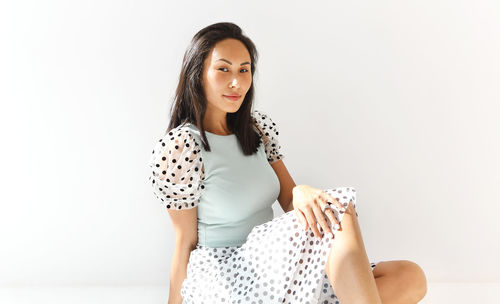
{"left": 292, "top": 185, "right": 346, "bottom": 239}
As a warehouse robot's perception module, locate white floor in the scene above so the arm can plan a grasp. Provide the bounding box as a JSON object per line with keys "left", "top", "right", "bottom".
{"left": 1, "top": 283, "right": 499, "bottom": 304}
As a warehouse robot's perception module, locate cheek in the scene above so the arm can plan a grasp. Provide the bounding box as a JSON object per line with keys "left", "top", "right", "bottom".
{"left": 243, "top": 74, "right": 253, "bottom": 87}
{"left": 208, "top": 71, "right": 228, "bottom": 87}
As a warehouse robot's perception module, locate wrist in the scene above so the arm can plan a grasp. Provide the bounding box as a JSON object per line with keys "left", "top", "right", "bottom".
{"left": 293, "top": 184, "right": 307, "bottom": 194}
{"left": 290, "top": 185, "right": 307, "bottom": 212}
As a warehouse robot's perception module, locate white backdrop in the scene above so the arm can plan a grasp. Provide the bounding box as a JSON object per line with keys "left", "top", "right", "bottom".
{"left": 1, "top": 0, "right": 499, "bottom": 303}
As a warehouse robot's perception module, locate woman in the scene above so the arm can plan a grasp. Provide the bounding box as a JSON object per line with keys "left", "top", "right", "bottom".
{"left": 148, "top": 22, "right": 427, "bottom": 304}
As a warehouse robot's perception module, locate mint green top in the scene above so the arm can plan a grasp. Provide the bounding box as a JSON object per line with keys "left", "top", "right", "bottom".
{"left": 186, "top": 123, "right": 280, "bottom": 247}
{"left": 148, "top": 110, "right": 285, "bottom": 248}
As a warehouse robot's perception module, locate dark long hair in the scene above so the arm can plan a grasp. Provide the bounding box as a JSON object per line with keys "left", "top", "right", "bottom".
{"left": 166, "top": 22, "right": 261, "bottom": 155}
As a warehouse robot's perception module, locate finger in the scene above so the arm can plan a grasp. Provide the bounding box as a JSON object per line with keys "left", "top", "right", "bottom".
{"left": 294, "top": 208, "right": 308, "bottom": 231}
{"left": 323, "top": 208, "right": 341, "bottom": 232}
{"left": 303, "top": 207, "right": 321, "bottom": 238}
{"left": 321, "top": 191, "right": 346, "bottom": 211}
{"left": 312, "top": 199, "right": 333, "bottom": 237}
{"left": 319, "top": 194, "right": 342, "bottom": 229}
{"left": 330, "top": 194, "right": 346, "bottom": 212}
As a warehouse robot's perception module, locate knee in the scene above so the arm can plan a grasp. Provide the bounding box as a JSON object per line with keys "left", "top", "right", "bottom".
{"left": 324, "top": 187, "right": 358, "bottom": 221}
{"left": 331, "top": 200, "right": 363, "bottom": 250}
{"left": 344, "top": 199, "right": 356, "bottom": 215}
{"left": 400, "top": 260, "right": 428, "bottom": 302}
{"left": 338, "top": 199, "right": 358, "bottom": 227}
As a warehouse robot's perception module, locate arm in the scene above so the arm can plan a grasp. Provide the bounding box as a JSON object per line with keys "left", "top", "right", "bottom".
{"left": 148, "top": 126, "right": 204, "bottom": 303}
{"left": 167, "top": 208, "right": 198, "bottom": 304}
{"left": 252, "top": 110, "right": 294, "bottom": 212}
{"left": 270, "top": 159, "right": 296, "bottom": 213}
{"left": 168, "top": 242, "right": 196, "bottom": 304}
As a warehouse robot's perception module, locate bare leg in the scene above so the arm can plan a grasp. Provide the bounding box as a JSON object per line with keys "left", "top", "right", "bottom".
{"left": 373, "top": 260, "right": 428, "bottom": 304}
{"left": 324, "top": 200, "right": 382, "bottom": 304}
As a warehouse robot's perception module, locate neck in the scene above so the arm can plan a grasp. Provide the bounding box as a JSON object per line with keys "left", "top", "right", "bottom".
{"left": 203, "top": 107, "right": 232, "bottom": 135}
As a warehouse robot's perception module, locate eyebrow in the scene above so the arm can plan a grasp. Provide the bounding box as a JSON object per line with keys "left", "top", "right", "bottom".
{"left": 216, "top": 58, "right": 250, "bottom": 66}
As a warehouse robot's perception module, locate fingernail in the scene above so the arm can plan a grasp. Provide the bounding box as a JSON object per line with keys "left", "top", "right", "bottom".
{"left": 335, "top": 224, "right": 340, "bottom": 230}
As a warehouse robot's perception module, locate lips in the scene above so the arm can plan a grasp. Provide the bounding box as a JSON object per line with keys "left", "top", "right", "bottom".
{"left": 223, "top": 94, "right": 241, "bottom": 101}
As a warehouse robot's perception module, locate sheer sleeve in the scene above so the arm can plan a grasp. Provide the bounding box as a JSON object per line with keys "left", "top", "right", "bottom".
{"left": 252, "top": 109, "right": 285, "bottom": 164}
{"left": 148, "top": 125, "right": 205, "bottom": 210}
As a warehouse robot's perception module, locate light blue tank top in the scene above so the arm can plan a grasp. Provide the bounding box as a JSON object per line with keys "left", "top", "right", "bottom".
{"left": 185, "top": 123, "right": 281, "bottom": 248}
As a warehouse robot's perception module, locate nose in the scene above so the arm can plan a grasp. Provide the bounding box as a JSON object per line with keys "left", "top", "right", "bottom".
{"left": 229, "top": 78, "right": 240, "bottom": 88}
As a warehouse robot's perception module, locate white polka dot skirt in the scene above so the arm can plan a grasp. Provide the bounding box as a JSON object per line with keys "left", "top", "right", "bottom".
{"left": 180, "top": 187, "right": 380, "bottom": 303}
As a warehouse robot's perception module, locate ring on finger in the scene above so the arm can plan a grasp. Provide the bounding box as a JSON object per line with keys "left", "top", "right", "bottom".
{"left": 321, "top": 204, "right": 341, "bottom": 230}
{"left": 321, "top": 202, "right": 333, "bottom": 213}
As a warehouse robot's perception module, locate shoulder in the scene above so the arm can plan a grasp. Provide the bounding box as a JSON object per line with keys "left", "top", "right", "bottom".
{"left": 251, "top": 109, "right": 284, "bottom": 164}
{"left": 148, "top": 123, "right": 201, "bottom": 169}
{"left": 160, "top": 123, "right": 195, "bottom": 146}
{"left": 252, "top": 109, "right": 274, "bottom": 124}
{"left": 251, "top": 109, "right": 280, "bottom": 136}
{"left": 148, "top": 123, "right": 205, "bottom": 210}
{"left": 152, "top": 124, "right": 196, "bottom": 151}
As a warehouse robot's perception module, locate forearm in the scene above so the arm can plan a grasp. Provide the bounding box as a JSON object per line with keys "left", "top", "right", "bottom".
{"left": 283, "top": 199, "right": 294, "bottom": 212}
{"left": 168, "top": 243, "right": 196, "bottom": 304}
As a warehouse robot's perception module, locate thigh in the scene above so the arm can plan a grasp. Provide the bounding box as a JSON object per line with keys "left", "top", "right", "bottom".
{"left": 323, "top": 200, "right": 373, "bottom": 283}
{"left": 372, "top": 260, "right": 419, "bottom": 279}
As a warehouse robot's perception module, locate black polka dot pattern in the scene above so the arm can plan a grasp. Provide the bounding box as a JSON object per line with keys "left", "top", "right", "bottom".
{"left": 148, "top": 126, "right": 206, "bottom": 210}
{"left": 252, "top": 109, "right": 285, "bottom": 164}
{"left": 148, "top": 116, "right": 381, "bottom": 302}
{"left": 180, "top": 187, "right": 381, "bottom": 303}
{"left": 148, "top": 110, "right": 284, "bottom": 210}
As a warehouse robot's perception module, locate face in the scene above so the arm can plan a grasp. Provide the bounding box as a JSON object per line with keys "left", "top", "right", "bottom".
{"left": 201, "top": 38, "right": 252, "bottom": 115}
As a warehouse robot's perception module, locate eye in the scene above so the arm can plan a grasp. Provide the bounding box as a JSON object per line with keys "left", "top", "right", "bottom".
{"left": 218, "top": 67, "right": 250, "bottom": 73}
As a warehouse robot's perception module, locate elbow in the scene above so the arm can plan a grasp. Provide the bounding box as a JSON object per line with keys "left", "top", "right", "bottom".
{"left": 175, "top": 234, "right": 198, "bottom": 251}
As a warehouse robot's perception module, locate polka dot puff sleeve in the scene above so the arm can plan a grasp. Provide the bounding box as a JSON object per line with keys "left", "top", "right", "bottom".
{"left": 252, "top": 109, "right": 285, "bottom": 164}
{"left": 148, "top": 126, "right": 205, "bottom": 210}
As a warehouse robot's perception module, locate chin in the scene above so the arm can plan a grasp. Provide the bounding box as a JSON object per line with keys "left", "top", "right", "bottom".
{"left": 225, "top": 107, "right": 241, "bottom": 114}
{"left": 221, "top": 103, "right": 242, "bottom": 113}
